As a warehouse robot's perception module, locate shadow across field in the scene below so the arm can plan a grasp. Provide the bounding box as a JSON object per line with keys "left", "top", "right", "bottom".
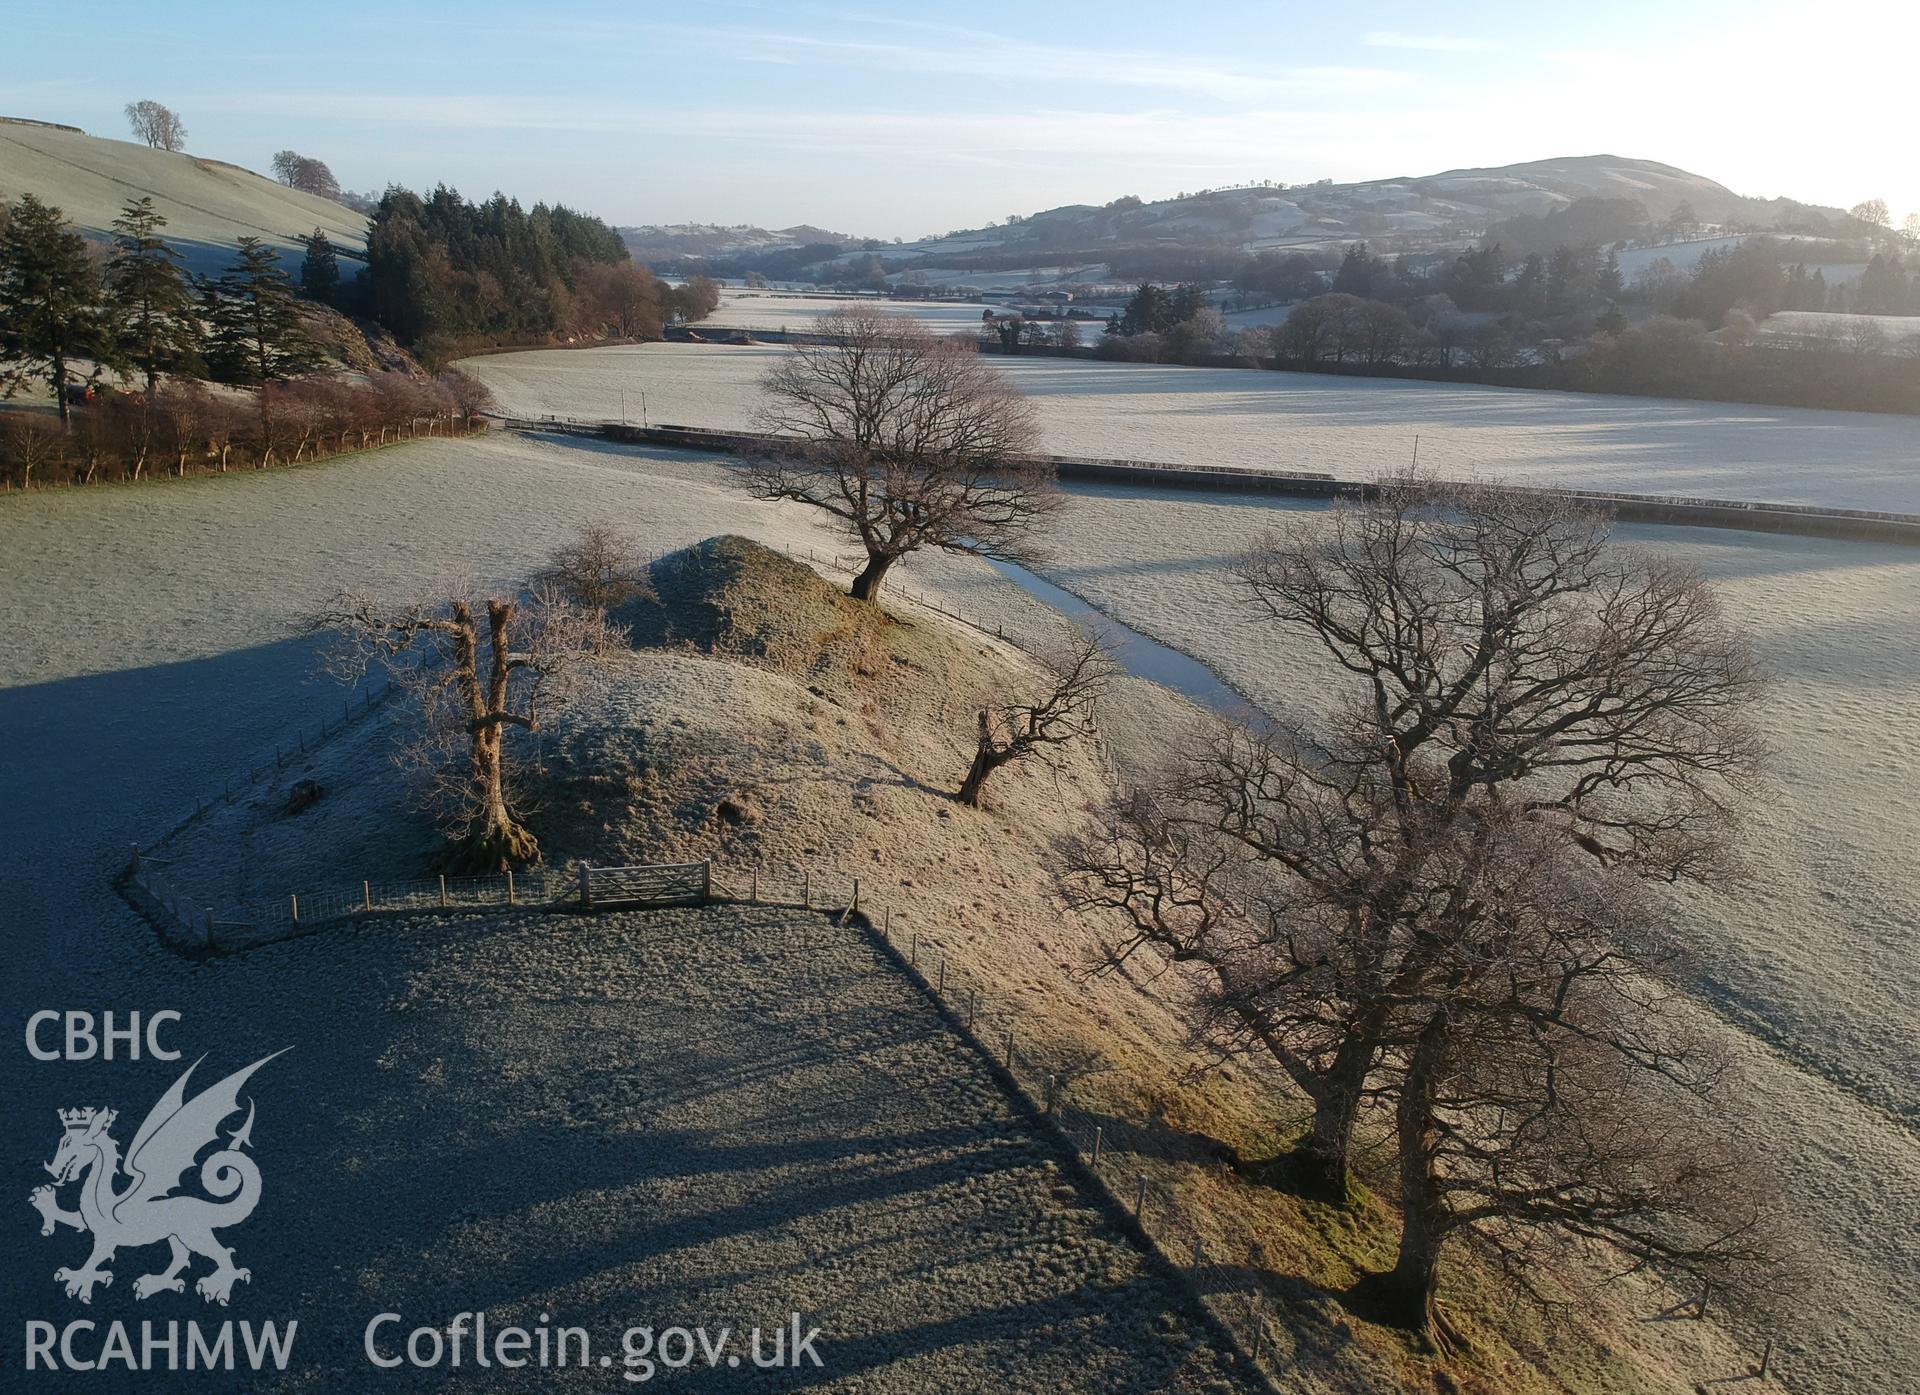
{"left": 8, "top": 904, "right": 1264, "bottom": 1393}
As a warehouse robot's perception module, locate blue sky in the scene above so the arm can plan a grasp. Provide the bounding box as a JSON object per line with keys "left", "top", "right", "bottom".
{"left": 2, "top": 0, "right": 1910, "bottom": 236}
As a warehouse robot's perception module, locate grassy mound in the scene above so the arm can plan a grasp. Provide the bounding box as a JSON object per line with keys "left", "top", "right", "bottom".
{"left": 537, "top": 535, "right": 1039, "bottom": 873}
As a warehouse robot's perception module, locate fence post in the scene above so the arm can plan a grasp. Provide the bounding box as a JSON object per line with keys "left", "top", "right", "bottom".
{"left": 506, "top": 869, "right": 515, "bottom": 906}
{"left": 1759, "top": 1340, "right": 1772, "bottom": 1379}
{"left": 937, "top": 956, "right": 946, "bottom": 994}
{"left": 1005, "top": 1027, "right": 1016, "bottom": 1071}
{"left": 910, "top": 932, "right": 918, "bottom": 967}
{"left": 438, "top": 874, "right": 448, "bottom": 908}
{"left": 129, "top": 844, "right": 141, "bottom": 876}
{"left": 1135, "top": 1174, "right": 1148, "bottom": 1223}
{"left": 224, "top": 777, "right": 231, "bottom": 804}
{"left": 850, "top": 877, "right": 860, "bottom": 913}
{"left": 1091, "top": 1125, "right": 1103, "bottom": 1171}
{"left": 363, "top": 880, "right": 372, "bottom": 912}
{"left": 290, "top": 894, "right": 299, "bottom": 925}
{"left": 702, "top": 859, "right": 713, "bottom": 902}
{"left": 1045, "top": 1073, "right": 1056, "bottom": 1117}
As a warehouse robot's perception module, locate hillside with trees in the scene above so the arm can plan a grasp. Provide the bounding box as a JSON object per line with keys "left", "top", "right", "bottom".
{"left": 0, "top": 116, "right": 367, "bottom": 275}
{"left": 362, "top": 187, "right": 718, "bottom": 361}
{"left": 1087, "top": 229, "right": 1920, "bottom": 414}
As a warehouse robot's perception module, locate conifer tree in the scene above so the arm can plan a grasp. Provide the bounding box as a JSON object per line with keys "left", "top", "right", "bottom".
{"left": 0, "top": 194, "right": 114, "bottom": 426}
{"left": 107, "top": 196, "right": 201, "bottom": 396}
{"left": 205, "top": 237, "right": 324, "bottom": 385}
{"left": 298, "top": 229, "right": 339, "bottom": 305}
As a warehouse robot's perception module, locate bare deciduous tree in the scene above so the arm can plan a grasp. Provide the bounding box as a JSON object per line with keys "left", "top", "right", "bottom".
{"left": 1062, "top": 478, "right": 1775, "bottom": 1334}
{"left": 957, "top": 626, "right": 1117, "bottom": 806}
{"left": 124, "top": 100, "right": 186, "bottom": 152}
{"left": 314, "top": 582, "right": 626, "bottom": 871}
{"left": 2, "top": 413, "right": 62, "bottom": 489}
{"left": 536, "top": 522, "right": 652, "bottom": 611}
{"left": 270, "top": 151, "right": 341, "bottom": 202}
{"left": 744, "top": 310, "right": 1058, "bottom": 601}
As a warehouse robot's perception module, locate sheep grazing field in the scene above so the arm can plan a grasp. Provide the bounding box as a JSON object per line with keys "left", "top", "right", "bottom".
{"left": 3, "top": 344, "right": 1918, "bottom": 1392}
{"left": 467, "top": 340, "right": 1920, "bottom": 512}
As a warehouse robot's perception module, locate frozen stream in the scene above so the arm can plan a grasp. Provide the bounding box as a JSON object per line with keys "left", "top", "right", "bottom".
{"left": 986, "top": 557, "right": 1251, "bottom": 716}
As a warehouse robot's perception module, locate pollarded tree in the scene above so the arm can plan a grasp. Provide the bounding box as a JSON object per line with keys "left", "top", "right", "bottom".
{"left": 1063, "top": 478, "right": 1764, "bottom": 1203}
{"left": 315, "top": 580, "right": 627, "bottom": 871}
{"left": 745, "top": 310, "right": 1057, "bottom": 601}
{"left": 125, "top": 100, "right": 186, "bottom": 152}
{"left": 956, "top": 626, "right": 1117, "bottom": 806}
{"left": 107, "top": 196, "right": 201, "bottom": 396}
{"left": 0, "top": 194, "right": 115, "bottom": 426}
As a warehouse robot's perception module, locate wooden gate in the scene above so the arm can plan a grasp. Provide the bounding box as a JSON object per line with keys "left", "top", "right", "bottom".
{"left": 579, "top": 860, "right": 712, "bottom": 909}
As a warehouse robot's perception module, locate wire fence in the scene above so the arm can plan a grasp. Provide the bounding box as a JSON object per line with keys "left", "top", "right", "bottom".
{"left": 121, "top": 837, "right": 1783, "bottom": 1386}
{"left": 126, "top": 851, "right": 580, "bottom": 952}
{"left": 102, "top": 536, "right": 1778, "bottom": 1384}
{"left": 842, "top": 884, "right": 1288, "bottom": 1392}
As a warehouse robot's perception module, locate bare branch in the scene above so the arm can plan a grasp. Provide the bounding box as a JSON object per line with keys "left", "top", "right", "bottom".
{"left": 741, "top": 310, "right": 1059, "bottom": 600}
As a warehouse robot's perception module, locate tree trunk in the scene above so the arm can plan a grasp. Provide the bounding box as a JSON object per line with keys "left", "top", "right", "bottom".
{"left": 1301, "top": 1074, "right": 1364, "bottom": 1199}
{"left": 455, "top": 721, "right": 539, "bottom": 872}
{"left": 52, "top": 351, "right": 70, "bottom": 428}
{"left": 956, "top": 711, "right": 1007, "bottom": 806}
{"left": 849, "top": 552, "right": 895, "bottom": 602}
{"left": 447, "top": 599, "right": 541, "bottom": 873}
{"left": 1374, "top": 1016, "right": 1456, "bottom": 1347}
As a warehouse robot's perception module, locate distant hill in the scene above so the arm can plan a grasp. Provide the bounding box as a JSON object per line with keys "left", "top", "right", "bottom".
{"left": 619, "top": 222, "right": 862, "bottom": 264}
{"left": 896, "top": 155, "right": 1849, "bottom": 266}
{"left": 0, "top": 118, "right": 367, "bottom": 276}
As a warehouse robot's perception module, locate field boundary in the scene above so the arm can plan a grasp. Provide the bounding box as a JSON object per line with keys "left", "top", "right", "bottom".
{"left": 495, "top": 413, "right": 1920, "bottom": 546}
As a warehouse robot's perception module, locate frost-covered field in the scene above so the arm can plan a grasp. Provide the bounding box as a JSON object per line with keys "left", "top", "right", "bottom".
{"left": 0, "top": 436, "right": 1261, "bottom": 1392}
{"left": 698, "top": 292, "right": 993, "bottom": 335}
{"left": 906, "top": 485, "right": 1920, "bottom": 1395}
{"left": 4, "top": 424, "right": 1917, "bottom": 1393}
{"left": 1756, "top": 311, "right": 1920, "bottom": 351}
{"left": 16, "top": 891, "right": 1255, "bottom": 1393}
{"left": 466, "top": 342, "right": 1920, "bottom": 512}
{"left": 0, "top": 119, "right": 367, "bottom": 274}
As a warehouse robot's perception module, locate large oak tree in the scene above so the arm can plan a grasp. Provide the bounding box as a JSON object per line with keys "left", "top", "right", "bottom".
{"left": 1064, "top": 478, "right": 1787, "bottom": 1337}
{"left": 744, "top": 310, "right": 1058, "bottom": 601}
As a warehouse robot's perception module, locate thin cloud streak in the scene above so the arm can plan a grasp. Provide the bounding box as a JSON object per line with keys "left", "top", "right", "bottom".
{"left": 1366, "top": 31, "right": 1498, "bottom": 52}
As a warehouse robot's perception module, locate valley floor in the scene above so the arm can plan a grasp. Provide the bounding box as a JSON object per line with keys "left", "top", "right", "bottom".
{"left": 465, "top": 340, "right": 1920, "bottom": 512}
{"left": 2, "top": 419, "right": 1913, "bottom": 1394}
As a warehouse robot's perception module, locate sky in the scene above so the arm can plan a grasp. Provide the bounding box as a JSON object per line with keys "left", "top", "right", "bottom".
{"left": 1, "top": 0, "right": 1912, "bottom": 238}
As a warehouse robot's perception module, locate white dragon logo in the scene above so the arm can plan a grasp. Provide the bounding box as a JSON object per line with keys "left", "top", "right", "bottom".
{"left": 29, "top": 1050, "right": 286, "bottom": 1306}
